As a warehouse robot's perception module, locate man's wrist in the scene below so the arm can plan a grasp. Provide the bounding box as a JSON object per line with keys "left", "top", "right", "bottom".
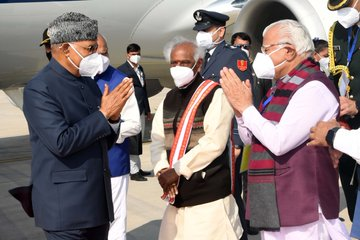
{"left": 325, "top": 127, "right": 340, "bottom": 148}
{"left": 355, "top": 100, "right": 360, "bottom": 115}
{"left": 108, "top": 117, "right": 120, "bottom": 124}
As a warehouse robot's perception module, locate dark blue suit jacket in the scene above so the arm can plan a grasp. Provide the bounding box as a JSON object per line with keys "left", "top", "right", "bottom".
{"left": 23, "top": 58, "right": 116, "bottom": 231}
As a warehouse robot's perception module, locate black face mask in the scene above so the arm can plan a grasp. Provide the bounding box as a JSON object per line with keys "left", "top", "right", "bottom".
{"left": 46, "top": 52, "right": 52, "bottom": 61}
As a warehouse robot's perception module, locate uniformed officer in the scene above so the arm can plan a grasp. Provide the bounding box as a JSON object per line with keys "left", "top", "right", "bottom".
{"left": 327, "top": 0, "right": 360, "bottom": 229}
{"left": 193, "top": 9, "right": 253, "bottom": 84}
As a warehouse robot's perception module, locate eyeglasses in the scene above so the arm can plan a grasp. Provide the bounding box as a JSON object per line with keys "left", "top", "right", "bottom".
{"left": 235, "top": 44, "right": 250, "bottom": 50}
{"left": 71, "top": 42, "right": 98, "bottom": 53}
{"left": 261, "top": 42, "right": 291, "bottom": 54}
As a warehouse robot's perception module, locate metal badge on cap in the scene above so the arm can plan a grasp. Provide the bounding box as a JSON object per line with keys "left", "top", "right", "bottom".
{"left": 195, "top": 11, "right": 202, "bottom": 21}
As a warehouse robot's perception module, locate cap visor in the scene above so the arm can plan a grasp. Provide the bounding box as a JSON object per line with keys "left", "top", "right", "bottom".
{"left": 39, "top": 38, "right": 50, "bottom": 47}
{"left": 193, "top": 23, "right": 212, "bottom": 31}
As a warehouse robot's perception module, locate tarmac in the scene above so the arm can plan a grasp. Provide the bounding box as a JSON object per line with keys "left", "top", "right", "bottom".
{"left": 0, "top": 89, "right": 354, "bottom": 240}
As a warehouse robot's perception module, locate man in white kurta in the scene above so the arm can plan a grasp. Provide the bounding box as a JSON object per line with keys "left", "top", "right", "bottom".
{"left": 151, "top": 37, "right": 242, "bottom": 240}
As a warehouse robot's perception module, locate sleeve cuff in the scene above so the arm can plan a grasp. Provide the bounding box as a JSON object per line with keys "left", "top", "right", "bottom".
{"left": 173, "top": 162, "right": 193, "bottom": 180}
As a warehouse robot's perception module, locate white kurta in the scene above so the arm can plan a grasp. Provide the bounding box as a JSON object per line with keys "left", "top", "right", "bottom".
{"left": 151, "top": 88, "right": 242, "bottom": 240}
{"left": 109, "top": 92, "right": 140, "bottom": 240}
{"left": 334, "top": 128, "right": 360, "bottom": 163}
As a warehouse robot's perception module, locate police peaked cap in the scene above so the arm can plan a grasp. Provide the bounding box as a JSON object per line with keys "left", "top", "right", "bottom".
{"left": 327, "top": 0, "right": 352, "bottom": 11}
{"left": 39, "top": 28, "right": 50, "bottom": 46}
{"left": 193, "top": 9, "right": 229, "bottom": 31}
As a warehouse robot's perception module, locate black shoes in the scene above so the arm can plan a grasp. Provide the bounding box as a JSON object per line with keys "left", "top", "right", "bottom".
{"left": 139, "top": 169, "right": 152, "bottom": 176}
{"left": 130, "top": 172, "right": 147, "bottom": 181}
{"left": 130, "top": 169, "right": 152, "bottom": 181}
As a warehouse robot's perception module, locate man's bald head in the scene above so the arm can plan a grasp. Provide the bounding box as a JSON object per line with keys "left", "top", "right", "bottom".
{"left": 97, "top": 33, "right": 109, "bottom": 57}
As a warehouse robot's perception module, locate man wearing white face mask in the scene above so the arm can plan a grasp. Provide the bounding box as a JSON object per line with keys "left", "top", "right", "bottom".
{"left": 117, "top": 43, "right": 152, "bottom": 182}
{"left": 22, "top": 12, "right": 133, "bottom": 240}
{"left": 312, "top": 38, "right": 330, "bottom": 76}
{"left": 328, "top": 0, "right": 360, "bottom": 225}
{"left": 193, "top": 9, "right": 253, "bottom": 84}
{"left": 151, "top": 36, "right": 242, "bottom": 240}
{"left": 220, "top": 19, "right": 350, "bottom": 240}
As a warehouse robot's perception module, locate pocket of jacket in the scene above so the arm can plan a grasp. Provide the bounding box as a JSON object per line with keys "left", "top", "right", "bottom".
{"left": 51, "top": 169, "right": 87, "bottom": 183}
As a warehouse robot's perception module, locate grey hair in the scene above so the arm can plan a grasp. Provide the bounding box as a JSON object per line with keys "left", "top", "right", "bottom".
{"left": 163, "top": 36, "right": 205, "bottom": 63}
{"left": 48, "top": 12, "right": 98, "bottom": 44}
{"left": 263, "top": 19, "right": 314, "bottom": 57}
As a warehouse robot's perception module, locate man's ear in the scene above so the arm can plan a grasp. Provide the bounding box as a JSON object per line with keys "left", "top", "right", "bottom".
{"left": 195, "top": 58, "right": 203, "bottom": 73}
{"left": 219, "top": 27, "right": 226, "bottom": 38}
{"left": 285, "top": 46, "right": 296, "bottom": 61}
{"left": 59, "top": 43, "right": 70, "bottom": 56}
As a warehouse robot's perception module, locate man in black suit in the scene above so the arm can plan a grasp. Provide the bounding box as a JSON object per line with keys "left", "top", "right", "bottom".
{"left": 117, "top": 43, "right": 152, "bottom": 181}
{"left": 23, "top": 12, "right": 132, "bottom": 240}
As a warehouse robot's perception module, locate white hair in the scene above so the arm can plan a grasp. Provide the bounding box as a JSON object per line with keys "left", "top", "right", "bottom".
{"left": 263, "top": 19, "right": 314, "bottom": 57}
{"left": 163, "top": 36, "right": 205, "bottom": 63}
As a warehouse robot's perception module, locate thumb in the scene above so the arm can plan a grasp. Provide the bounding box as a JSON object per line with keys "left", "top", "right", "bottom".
{"left": 103, "top": 84, "right": 109, "bottom": 96}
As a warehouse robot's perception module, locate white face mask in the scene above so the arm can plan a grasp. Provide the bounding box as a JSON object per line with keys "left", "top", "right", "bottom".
{"left": 196, "top": 27, "right": 222, "bottom": 49}
{"left": 252, "top": 47, "right": 286, "bottom": 79}
{"left": 129, "top": 55, "right": 141, "bottom": 64}
{"left": 318, "top": 56, "right": 330, "bottom": 75}
{"left": 68, "top": 43, "right": 110, "bottom": 79}
{"left": 337, "top": 0, "right": 360, "bottom": 28}
{"left": 170, "top": 62, "right": 197, "bottom": 89}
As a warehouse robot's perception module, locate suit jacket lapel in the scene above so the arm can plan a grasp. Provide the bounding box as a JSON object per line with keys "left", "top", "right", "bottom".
{"left": 126, "top": 61, "right": 142, "bottom": 87}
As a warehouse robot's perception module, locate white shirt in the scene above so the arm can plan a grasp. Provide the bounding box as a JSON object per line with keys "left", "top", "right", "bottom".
{"left": 334, "top": 128, "right": 360, "bottom": 163}
{"left": 236, "top": 80, "right": 339, "bottom": 156}
{"left": 116, "top": 92, "right": 141, "bottom": 144}
{"left": 128, "top": 60, "right": 144, "bottom": 86}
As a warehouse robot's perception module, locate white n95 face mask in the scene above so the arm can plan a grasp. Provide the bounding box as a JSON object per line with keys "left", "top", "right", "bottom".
{"left": 319, "top": 57, "right": 330, "bottom": 75}
{"left": 130, "top": 55, "right": 141, "bottom": 64}
{"left": 68, "top": 43, "right": 110, "bottom": 78}
{"left": 196, "top": 27, "right": 222, "bottom": 49}
{"left": 170, "top": 64, "right": 196, "bottom": 89}
{"left": 79, "top": 53, "right": 110, "bottom": 78}
{"left": 337, "top": 2, "right": 360, "bottom": 29}
{"left": 252, "top": 47, "right": 286, "bottom": 79}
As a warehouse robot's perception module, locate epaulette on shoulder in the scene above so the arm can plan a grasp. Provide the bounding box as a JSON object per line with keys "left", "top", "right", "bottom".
{"left": 224, "top": 43, "right": 233, "bottom": 49}
{"left": 224, "top": 43, "right": 240, "bottom": 51}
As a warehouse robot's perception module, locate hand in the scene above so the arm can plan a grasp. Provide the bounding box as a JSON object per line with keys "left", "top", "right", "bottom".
{"left": 234, "top": 148, "right": 242, "bottom": 159}
{"left": 158, "top": 168, "right": 179, "bottom": 193}
{"left": 329, "top": 148, "right": 342, "bottom": 168}
{"left": 220, "top": 67, "right": 253, "bottom": 117}
{"left": 156, "top": 168, "right": 168, "bottom": 177}
{"left": 339, "top": 96, "right": 357, "bottom": 117}
{"left": 164, "top": 185, "right": 178, "bottom": 199}
{"left": 308, "top": 119, "right": 340, "bottom": 147}
{"left": 146, "top": 112, "right": 153, "bottom": 121}
{"left": 100, "top": 78, "right": 133, "bottom": 120}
